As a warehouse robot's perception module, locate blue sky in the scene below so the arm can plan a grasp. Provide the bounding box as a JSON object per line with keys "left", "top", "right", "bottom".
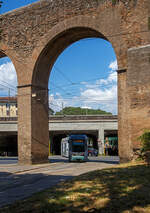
{"left": 0, "top": 0, "right": 40, "bottom": 14}
{"left": 0, "top": 0, "right": 118, "bottom": 114}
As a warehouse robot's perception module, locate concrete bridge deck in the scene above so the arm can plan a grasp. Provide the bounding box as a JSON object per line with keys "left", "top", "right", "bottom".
{"left": 0, "top": 115, "right": 118, "bottom": 136}
{"left": 0, "top": 115, "right": 118, "bottom": 155}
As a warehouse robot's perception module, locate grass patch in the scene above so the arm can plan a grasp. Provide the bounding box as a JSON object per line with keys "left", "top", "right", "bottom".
{"left": 1, "top": 162, "right": 150, "bottom": 213}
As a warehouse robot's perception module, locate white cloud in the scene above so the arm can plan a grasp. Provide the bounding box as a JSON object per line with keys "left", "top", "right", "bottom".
{"left": 0, "top": 61, "right": 17, "bottom": 96}
{"left": 49, "top": 60, "right": 118, "bottom": 114}
{"left": 84, "top": 60, "right": 118, "bottom": 89}
{"left": 80, "top": 81, "right": 87, "bottom": 85}
{"left": 0, "top": 62, "right": 17, "bottom": 85}
{"left": 49, "top": 93, "right": 71, "bottom": 112}
{"left": 109, "top": 60, "right": 118, "bottom": 71}
{"left": 79, "top": 60, "right": 118, "bottom": 114}
{"left": 96, "top": 60, "right": 118, "bottom": 86}
{"left": 81, "top": 86, "right": 117, "bottom": 102}
{"left": 49, "top": 94, "right": 62, "bottom": 111}
{"left": 106, "top": 71, "right": 117, "bottom": 83}
{"left": 81, "top": 106, "right": 92, "bottom": 109}
{"left": 80, "top": 85, "right": 117, "bottom": 114}
{"left": 49, "top": 85, "right": 117, "bottom": 114}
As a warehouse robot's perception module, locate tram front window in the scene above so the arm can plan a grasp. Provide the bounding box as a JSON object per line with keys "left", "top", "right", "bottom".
{"left": 72, "top": 141, "right": 85, "bottom": 152}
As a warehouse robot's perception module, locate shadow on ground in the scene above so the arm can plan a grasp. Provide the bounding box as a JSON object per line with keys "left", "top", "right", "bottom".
{"left": 0, "top": 170, "right": 73, "bottom": 210}
{"left": 1, "top": 163, "right": 150, "bottom": 213}
{"left": 88, "top": 158, "right": 119, "bottom": 164}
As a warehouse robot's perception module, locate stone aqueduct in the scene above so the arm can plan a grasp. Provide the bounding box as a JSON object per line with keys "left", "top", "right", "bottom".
{"left": 0, "top": 0, "right": 150, "bottom": 164}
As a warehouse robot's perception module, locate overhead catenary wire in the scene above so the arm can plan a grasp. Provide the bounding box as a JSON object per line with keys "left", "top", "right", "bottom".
{"left": 0, "top": 73, "right": 115, "bottom": 98}
{"left": 12, "top": 92, "right": 117, "bottom": 103}
{"left": 0, "top": 79, "right": 17, "bottom": 89}
{"left": 0, "top": 68, "right": 117, "bottom": 109}
{"left": 50, "top": 82, "right": 116, "bottom": 93}
{"left": 49, "top": 65, "right": 117, "bottom": 90}
{"left": 49, "top": 102, "right": 62, "bottom": 110}
{"left": 51, "top": 98, "right": 116, "bottom": 102}
{"left": 49, "top": 82, "right": 117, "bottom": 100}
{"left": 0, "top": 32, "right": 119, "bottom": 109}
{"left": 53, "top": 65, "right": 74, "bottom": 85}
{"left": 0, "top": 83, "right": 17, "bottom": 92}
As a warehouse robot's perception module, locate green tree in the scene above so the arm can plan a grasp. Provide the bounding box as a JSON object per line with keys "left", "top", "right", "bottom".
{"left": 138, "top": 129, "right": 150, "bottom": 165}
{"left": 138, "top": 130, "right": 150, "bottom": 153}
{"left": 55, "top": 106, "right": 112, "bottom": 115}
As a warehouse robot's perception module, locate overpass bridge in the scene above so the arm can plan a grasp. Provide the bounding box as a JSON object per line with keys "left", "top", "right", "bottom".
{"left": 0, "top": 115, "right": 118, "bottom": 155}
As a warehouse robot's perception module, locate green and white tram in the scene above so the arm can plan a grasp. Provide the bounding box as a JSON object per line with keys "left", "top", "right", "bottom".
{"left": 61, "top": 134, "right": 88, "bottom": 162}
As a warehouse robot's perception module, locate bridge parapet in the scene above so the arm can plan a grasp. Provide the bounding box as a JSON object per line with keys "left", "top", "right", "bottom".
{"left": 49, "top": 115, "right": 118, "bottom": 121}
{"left": 0, "top": 117, "right": 17, "bottom": 121}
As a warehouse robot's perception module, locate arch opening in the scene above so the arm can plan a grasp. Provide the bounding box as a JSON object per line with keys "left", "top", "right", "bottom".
{"left": 48, "top": 37, "right": 118, "bottom": 156}
{"left": 32, "top": 26, "right": 118, "bottom": 159}
{"left": 33, "top": 27, "right": 108, "bottom": 87}
{"left": 0, "top": 51, "right": 18, "bottom": 157}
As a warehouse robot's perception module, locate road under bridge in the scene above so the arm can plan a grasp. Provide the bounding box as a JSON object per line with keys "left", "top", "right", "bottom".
{"left": 0, "top": 115, "right": 118, "bottom": 156}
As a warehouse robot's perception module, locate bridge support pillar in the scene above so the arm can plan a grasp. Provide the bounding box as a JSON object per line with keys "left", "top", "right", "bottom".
{"left": 49, "top": 134, "right": 53, "bottom": 155}
{"left": 98, "top": 129, "right": 104, "bottom": 155}
{"left": 17, "top": 85, "right": 49, "bottom": 165}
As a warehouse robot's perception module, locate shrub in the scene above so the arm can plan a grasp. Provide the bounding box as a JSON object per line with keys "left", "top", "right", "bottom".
{"left": 138, "top": 130, "right": 150, "bottom": 153}
{"left": 138, "top": 130, "right": 150, "bottom": 165}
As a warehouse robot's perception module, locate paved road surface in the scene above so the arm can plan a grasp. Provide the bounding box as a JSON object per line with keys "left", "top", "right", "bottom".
{"left": 0, "top": 156, "right": 119, "bottom": 208}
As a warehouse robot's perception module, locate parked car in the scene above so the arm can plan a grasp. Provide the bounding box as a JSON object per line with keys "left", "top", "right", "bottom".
{"left": 88, "top": 147, "right": 98, "bottom": 156}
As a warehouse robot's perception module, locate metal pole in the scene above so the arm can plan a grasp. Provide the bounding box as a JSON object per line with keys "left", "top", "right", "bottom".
{"left": 62, "top": 102, "right": 64, "bottom": 115}
{"left": 8, "top": 88, "right": 10, "bottom": 117}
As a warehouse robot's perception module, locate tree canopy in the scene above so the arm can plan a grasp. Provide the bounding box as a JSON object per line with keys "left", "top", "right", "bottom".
{"left": 55, "top": 107, "right": 112, "bottom": 115}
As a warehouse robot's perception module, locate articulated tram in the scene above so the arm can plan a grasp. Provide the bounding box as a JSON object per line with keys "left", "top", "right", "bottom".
{"left": 61, "top": 134, "right": 88, "bottom": 162}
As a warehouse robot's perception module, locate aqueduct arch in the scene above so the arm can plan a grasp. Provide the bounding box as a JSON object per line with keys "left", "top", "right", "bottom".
{"left": 0, "top": 0, "right": 150, "bottom": 164}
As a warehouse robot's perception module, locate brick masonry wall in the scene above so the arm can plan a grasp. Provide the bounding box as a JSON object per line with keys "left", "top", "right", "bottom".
{"left": 0, "top": 0, "right": 150, "bottom": 163}
{"left": 126, "top": 45, "right": 150, "bottom": 159}
{"left": 0, "top": 0, "right": 149, "bottom": 63}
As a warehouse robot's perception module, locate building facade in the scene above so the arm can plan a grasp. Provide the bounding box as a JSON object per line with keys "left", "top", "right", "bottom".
{"left": 0, "top": 97, "right": 17, "bottom": 117}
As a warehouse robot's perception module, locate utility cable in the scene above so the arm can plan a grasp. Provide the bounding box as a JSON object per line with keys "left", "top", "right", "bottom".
{"left": 53, "top": 65, "right": 74, "bottom": 84}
